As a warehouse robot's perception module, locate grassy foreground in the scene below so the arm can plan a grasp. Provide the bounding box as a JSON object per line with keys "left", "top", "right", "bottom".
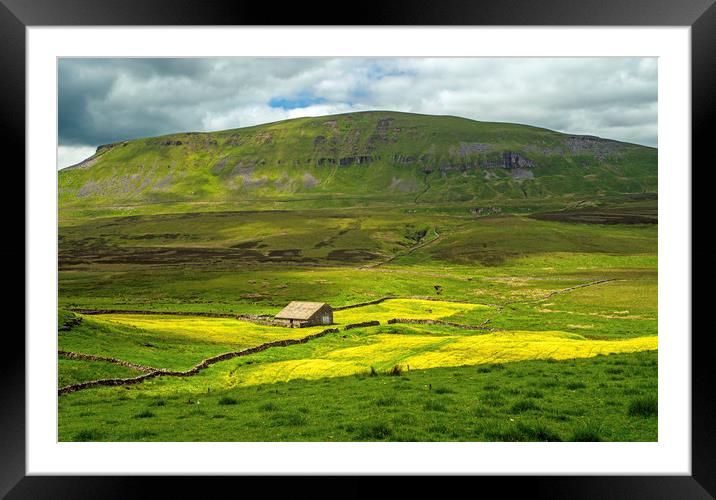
{"left": 59, "top": 350, "right": 657, "bottom": 442}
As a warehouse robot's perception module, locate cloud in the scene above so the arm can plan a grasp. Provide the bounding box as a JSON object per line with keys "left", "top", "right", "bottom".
{"left": 58, "top": 57, "right": 657, "bottom": 169}
{"left": 57, "top": 145, "right": 98, "bottom": 169}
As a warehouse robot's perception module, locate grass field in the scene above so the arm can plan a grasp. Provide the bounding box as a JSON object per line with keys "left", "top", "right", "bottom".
{"left": 57, "top": 193, "right": 658, "bottom": 441}
{"left": 56, "top": 112, "right": 658, "bottom": 442}
{"left": 58, "top": 357, "right": 143, "bottom": 387}
{"left": 58, "top": 350, "right": 657, "bottom": 442}
{"left": 59, "top": 304, "right": 655, "bottom": 386}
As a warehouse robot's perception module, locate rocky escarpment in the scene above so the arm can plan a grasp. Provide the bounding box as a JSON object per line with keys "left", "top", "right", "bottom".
{"left": 213, "top": 149, "right": 537, "bottom": 173}
{"left": 316, "top": 155, "right": 378, "bottom": 166}
{"left": 63, "top": 140, "right": 129, "bottom": 171}
{"left": 525, "top": 135, "right": 624, "bottom": 159}
{"left": 59, "top": 111, "right": 655, "bottom": 205}
{"left": 420, "top": 150, "right": 536, "bottom": 174}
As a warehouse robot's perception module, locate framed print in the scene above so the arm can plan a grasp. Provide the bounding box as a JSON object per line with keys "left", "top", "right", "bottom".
{"left": 5, "top": 0, "right": 711, "bottom": 496}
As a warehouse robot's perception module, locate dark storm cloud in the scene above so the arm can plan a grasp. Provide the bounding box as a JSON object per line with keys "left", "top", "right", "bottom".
{"left": 58, "top": 57, "right": 657, "bottom": 168}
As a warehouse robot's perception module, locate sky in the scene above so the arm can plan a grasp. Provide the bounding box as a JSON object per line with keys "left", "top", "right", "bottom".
{"left": 58, "top": 57, "right": 657, "bottom": 169}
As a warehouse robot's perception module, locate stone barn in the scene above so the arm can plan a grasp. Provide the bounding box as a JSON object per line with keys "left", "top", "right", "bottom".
{"left": 274, "top": 301, "right": 333, "bottom": 328}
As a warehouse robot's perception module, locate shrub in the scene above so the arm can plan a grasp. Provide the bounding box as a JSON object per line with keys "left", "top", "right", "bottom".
{"left": 628, "top": 396, "right": 658, "bottom": 417}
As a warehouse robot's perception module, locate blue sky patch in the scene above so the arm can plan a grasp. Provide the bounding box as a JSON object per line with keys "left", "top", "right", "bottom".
{"left": 269, "top": 94, "right": 326, "bottom": 110}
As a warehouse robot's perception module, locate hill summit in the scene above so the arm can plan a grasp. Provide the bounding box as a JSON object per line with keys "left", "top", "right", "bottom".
{"left": 58, "top": 111, "right": 656, "bottom": 208}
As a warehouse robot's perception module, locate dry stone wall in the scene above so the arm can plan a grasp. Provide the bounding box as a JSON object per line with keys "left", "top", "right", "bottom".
{"left": 333, "top": 297, "right": 395, "bottom": 311}
{"left": 58, "top": 328, "right": 340, "bottom": 396}
{"left": 386, "top": 318, "right": 492, "bottom": 331}
{"left": 69, "top": 308, "right": 287, "bottom": 327}
{"left": 344, "top": 320, "right": 380, "bottom": 330}
{"left": 58, "top": 350, "right": 156, "bottom": 373}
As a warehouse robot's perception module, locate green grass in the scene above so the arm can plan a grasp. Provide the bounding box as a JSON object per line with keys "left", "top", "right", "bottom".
{"left": 58, "top": 313, "right": 238, "bottom": 371}
{"left": 58, "top": 208, "right": 656, "bottom": 320}
{"left": 58, "top": 357, "right": 143, "bottom": 387}
{"left": 56, "top": 143, "right": 658, "bottom": 442}
{"left": 628, "top": 396, "right": 658, "bottom": 417}
{"left": 58, "top": 111, "right": 656, "bottom": 213}
{"left": 58, "top": 350, "right": 657, "bottom": 442}
{"left": 57, "top": 312, "right": 655, "bottom": 390}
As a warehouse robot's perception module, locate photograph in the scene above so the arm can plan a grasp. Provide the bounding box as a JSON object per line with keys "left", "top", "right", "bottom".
{"left": 56, "top": 56, "right": 659, "bottom": 443}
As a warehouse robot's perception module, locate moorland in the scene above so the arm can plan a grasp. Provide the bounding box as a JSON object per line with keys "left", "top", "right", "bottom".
{"left": 57, "top": 111, "right": 658, "bottom": 441}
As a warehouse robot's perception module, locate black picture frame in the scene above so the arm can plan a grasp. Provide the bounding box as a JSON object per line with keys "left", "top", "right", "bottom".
{"left": 4, "top": 0, "right": 709, "bottom": 497}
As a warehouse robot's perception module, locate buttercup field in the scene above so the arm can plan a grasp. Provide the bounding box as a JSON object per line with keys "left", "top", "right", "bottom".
{"left": 57, "top": 59, "right": 658, "bottom": 442}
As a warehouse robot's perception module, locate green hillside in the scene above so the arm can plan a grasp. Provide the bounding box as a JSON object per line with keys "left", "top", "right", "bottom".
{"left": 57, "top": 110, "right": 659, "bottom": 442}
{"left": 58, "top": 111, "right": 657, "bottom": 211}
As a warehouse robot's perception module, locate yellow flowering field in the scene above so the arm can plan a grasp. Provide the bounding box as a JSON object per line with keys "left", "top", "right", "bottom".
{"left": 229, "top": 330, "right": 657, "bottom": 387}
{"left": 98, "top": 314, "right": 325, "bottom": 347}
{"left": 333, "top": 298, "right": 486, "bottom": 324}
{"left": 97, "top": 298, "right": 484, "bottom": 346}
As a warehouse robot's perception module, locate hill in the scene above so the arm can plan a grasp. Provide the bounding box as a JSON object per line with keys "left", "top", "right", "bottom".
{"left": 57, "top": 111, "right": 659, "bottom": 443}
{"left": 58, "top": 111, "right": 657, "bottom": 211}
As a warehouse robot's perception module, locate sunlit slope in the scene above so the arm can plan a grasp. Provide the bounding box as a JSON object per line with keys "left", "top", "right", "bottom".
{"left": 232, "top": 329, "right": 657, "bottom": 387}
{"left": 65, "top": 321, "right": 657, "bottom": 396}
{"left": 98, "top": 299, "right": 485, "bottom": 332}
{"left": 59, "top": 304, "right": 656, "bottom": 392}
{"left": 58, "top": 299, "right": 484, "bottom": 371}
{"left": 58, "top": 350, "right": 659, "bottom": 442}
{"left": 58, "top": 312, "right": 321, "bottom": 371}
{"left": 58, "top": 111, "right": 657, "bottom": 209}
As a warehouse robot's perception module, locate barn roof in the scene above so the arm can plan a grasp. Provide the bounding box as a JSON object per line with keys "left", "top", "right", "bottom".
{"left": 275, "top": 301, "right": 330, "bottom": 320}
